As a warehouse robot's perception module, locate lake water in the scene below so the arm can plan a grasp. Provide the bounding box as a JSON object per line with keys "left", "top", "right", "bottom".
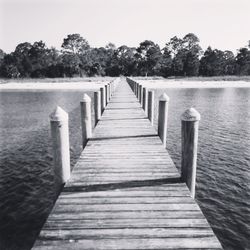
{"left": 0, "top": 87, "right": 249, "bottom": 250}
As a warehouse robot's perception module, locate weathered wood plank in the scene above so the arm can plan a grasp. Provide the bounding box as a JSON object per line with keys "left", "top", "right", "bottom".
{"left": 35, "top": 238, "right": 222, "bottom": 249}
{"left": 38, "top": 227, "right": 216, "bottom": 240}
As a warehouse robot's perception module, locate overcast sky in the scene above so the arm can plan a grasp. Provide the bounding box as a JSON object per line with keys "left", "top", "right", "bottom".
{"left": 0, "top": 0, "right": 249, "bottom": 53}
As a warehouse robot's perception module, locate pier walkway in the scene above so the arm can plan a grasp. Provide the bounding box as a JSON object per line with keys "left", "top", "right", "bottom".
{"left": 33, "top": 78, "right": 222, "bottom": 249}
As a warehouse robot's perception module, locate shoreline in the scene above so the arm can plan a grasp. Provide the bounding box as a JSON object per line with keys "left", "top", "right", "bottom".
{"left": 0, "top": 81, "right": 107, "bottom": 91}
{"left": 138, "top": 80, "right": 250, "bottom": 89}
{"left": 0, "top": 79, "right": 250, "bottom": 91}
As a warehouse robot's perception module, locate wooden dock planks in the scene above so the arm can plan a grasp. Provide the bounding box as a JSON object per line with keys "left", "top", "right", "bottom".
{"left": 33, "top": 78, "right": 222, "bottom": 249}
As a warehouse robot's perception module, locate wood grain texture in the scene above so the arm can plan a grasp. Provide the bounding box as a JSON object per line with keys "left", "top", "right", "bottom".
{"left": 33, "top": 78, "right": 222, "bottom": 249}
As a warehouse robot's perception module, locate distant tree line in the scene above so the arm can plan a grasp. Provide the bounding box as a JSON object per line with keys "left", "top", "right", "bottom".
{"left": 0, "top": 33, "right": 250, "bottom": 78}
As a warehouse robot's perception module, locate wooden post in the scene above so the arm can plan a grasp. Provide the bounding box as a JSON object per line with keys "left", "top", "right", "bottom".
{"left": 80, "top": 94, "right": 92, "bottom": 148}
{"left": 111, "top": 82, "right": 114, "bottom": 96}
{"left": 148, "top": 90, "right": 154, "bottom": 124}
{"left": 94, "top": 91, "right": 101, "bottom": 126}
{"left": 140, "top": 85, "right": 144, "bottom": 104}
{"left": 142, "top": 87, "right": 148, "bottom": 114}
{"left": 135, "top": 82, "right": 138, "bottom": 97}
{"left": 137, "top": 85, "right": 141, "bottom": 101}
{"left": 100, "top": 87, "right": 105, "bottom": 113}
{"left": 158, "top": 93, "right": 169, "bottom": 148}
{"left": 181, "top": 108, "right": 201, "bottom": 198}
{"left": 138, "top": 85, "right": 142, "bottom": 104}
{"left": 50, "top": 106, "right": 70, "bottom": 186}
{"left": 105, "top": 84, "right": 108, "bottom": 105}
{"left": 136, "top": 83, "right": 140, "bottom": 99}
{"left": 109, "top": 83, "right": 112, "bottom": 100}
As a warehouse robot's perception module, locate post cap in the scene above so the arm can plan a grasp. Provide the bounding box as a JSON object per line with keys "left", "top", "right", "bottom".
{"left": 181, "top": 107, "right": 201, "bottom": 121}
{"left": 82, "top": 93, "right": 91, "bottom": 102}
{"left": 50, "top": 106, "right": 68, "bottom": 121}
{"left": 159, "top": 93, "right": 170, "bottom": 102}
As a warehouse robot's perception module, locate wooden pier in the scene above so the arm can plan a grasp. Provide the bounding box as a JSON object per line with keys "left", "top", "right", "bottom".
{"left": 33, "top": 78, "right": 222, "bottom": 249}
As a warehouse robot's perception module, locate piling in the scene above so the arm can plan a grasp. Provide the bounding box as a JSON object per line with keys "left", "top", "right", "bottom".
{"left": 135, "top": 82, "right": 138, "bottom": 97}
{"left": 142, "top": 87, "right": 148, "bottom": 114}
{"left": 105, "top": 84, "right": 108, "bottom": 105}
{"left": 148, "top": 90, "right": 154, "bottom": 125}
{"left": 50, "top": 106, "right": 70, "bottom": 186}
{"left": 80, "top": 94, "right": 92, "bottom": 148}
{"left": 100, "top": 87, "right": 105, "bottom": 113}
{"left": 138, "top": 85, "right": 142, "bottom": 104}
{"left": 109, "top": 83, "right": 112, "bottom": 100}
{"left": 158, "top": 93, "right": 169, "bottom": 148}
{"left": 137, "top": 83, "right": 140, "bottom": 99}
{"left": 94, "top": 91, "right": 101, "bottom": 126}
{"left": 138, "top": 85, "right": 141, "bottom": 101}
{"left": 181, "top": 108, "right": 200, "bottom": 198}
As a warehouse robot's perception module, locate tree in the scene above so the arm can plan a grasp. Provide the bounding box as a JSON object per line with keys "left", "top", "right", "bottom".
{"left": 105, "top": 46, "right": 137, "bottom": 76}
{"left": 157, "top": 47, "right": 172, "bottom": 77}
{"left": 199, "top": 47, "right": 229, "bottom": 76}
{"left": 61, "top": 34, "right": 90, "bottom": 54}
{"left": 81, "top": 47, "right": 111, "bottom": 76}
{"left": 61, "top": 34, "right": 90, "bottom": 77}
{"left": 13, "top": 42, "right": 32, "bottom": 77}
{"left": 28, "top": 41, "right": 50, "bottom": 77}
{"left": 235, "top": 47, "right": 250, "bottom": 75}
{"left": 61, "top": 53, "right": 81, "bottom": 77}
{"left": 223, "top": 50, "right": 235, "bottom": 75}
{"left": 182, "top": 33, "right": 202, "bottom": 76}
{"left": 1, "top": 53, "right": 20, "bottom": 78}
{"left": 165, "top": 34, "right": 202, "bottom": 76}
{"left": 183, "top": 33, "right": 200, "bottom": 50}
{"left": 136, "top": 40, "right": 162, "bottom": 76}
{"left": 165, "top": 36, "right": 184, "bottom": 57}
{"left": 44, "top": 47, "right": 63, "bottom": 78}
{"left": 0, "top": 49, "right": 5, "bottom": 77}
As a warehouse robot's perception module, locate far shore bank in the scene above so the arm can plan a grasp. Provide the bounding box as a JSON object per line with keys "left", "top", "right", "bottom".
{"left": 138, "top": 80, "right": 250, "bottom": 89}
{"left": 0, "top": 76, "right": 250, "bottom": 90}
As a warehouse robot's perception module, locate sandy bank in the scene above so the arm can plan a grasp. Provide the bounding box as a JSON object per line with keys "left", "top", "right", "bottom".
{"left": 137, "top": 80, "right": 250, "bottom": 89}
{"left": 0, "top": 81, "right": 108, "bottom": 91}
{"left": 1, "top": 79, "right": 250, "bottom": 91}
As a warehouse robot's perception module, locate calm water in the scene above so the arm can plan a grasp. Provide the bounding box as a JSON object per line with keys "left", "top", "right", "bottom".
{"left": 0, "top": 87, "right": 249, "bottom": 250}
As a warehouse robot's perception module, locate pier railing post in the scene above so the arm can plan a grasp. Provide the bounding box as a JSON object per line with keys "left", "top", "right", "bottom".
{"left": 111, "top": 81, "right": 114, "bottom": 95}
{"left": 181, "top": 108, "right": 200, "bottom": 198}
{"left": 108, "top": 83, "right": 112, "bottom": 100}
{"left": 139, "top": 85, "right": 143, "bottom": 104}
{"left": 142, "top": 87, "right": 148, "bottom": 114}
{"left": 148, "top": 90, "right": 154, "bottom": 124}
{"left": 135, "top": 82, "right": 138, "bottom": 97}
{"left": 137, "top": 83, "right": 140, "bottom": 99}
{"left": 158, "top": 93, "right": 169, "bottom": 148}
{"left": 94, "top": 90, "right": 101, "bottom": 126}
{"left": 138, "top": 85, "right": 141, "bottom": 101}
{"left": 100, "top": 87, "right": 105, "bottom": 113}
{"left": 80, "top": 94, "right": 92, "bottom": 148}
{"left": 50, "top": 106, "right": 70, "bottom": 186}
{"left": 105, "top": 84, "right": 108, "bottom": 105}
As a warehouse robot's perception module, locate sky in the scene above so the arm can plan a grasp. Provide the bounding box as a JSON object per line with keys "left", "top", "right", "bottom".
{"left": 0, "top": 0, "right": 250, "bottom": 53}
